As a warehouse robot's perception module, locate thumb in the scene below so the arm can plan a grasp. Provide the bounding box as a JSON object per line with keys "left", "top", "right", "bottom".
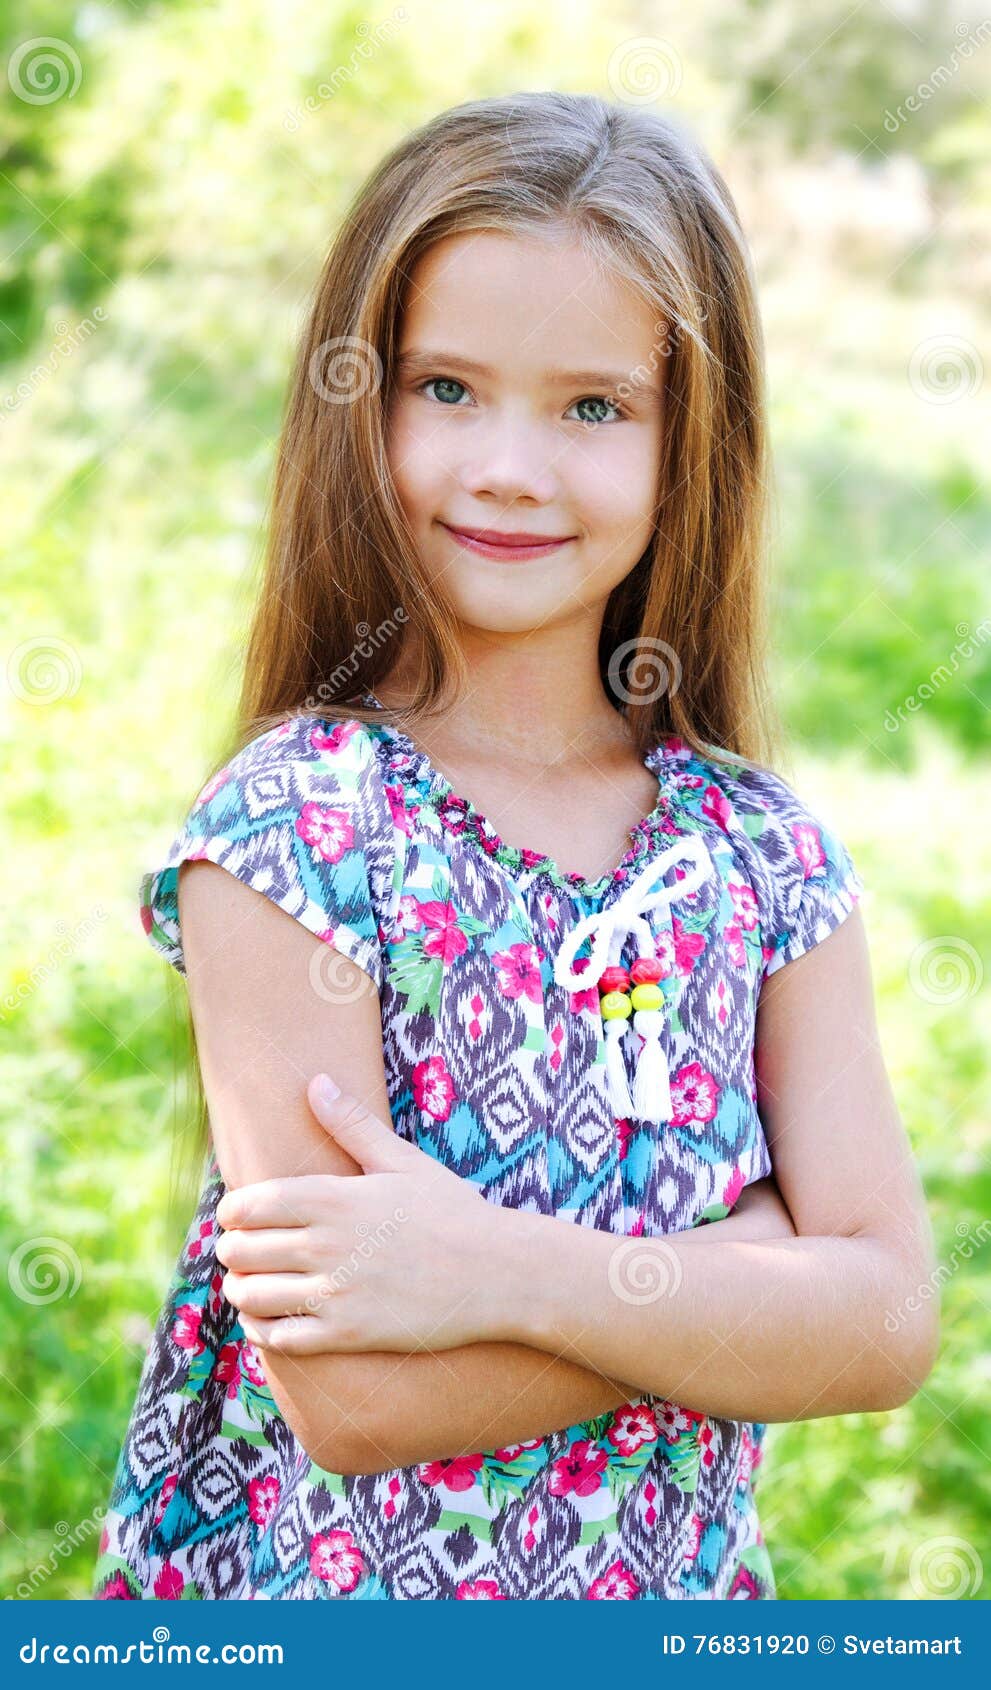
{"left": 307, "top": 1074, "right": 411, "bottom": 1173}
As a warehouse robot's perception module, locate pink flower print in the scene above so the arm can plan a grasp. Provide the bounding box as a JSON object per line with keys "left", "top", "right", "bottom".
{"left": 309, "top": 1528, "right": 365, "bottom": 1593}
{"left": 701, "top": 782, "right": 734, "bottom": 833}
{"left": 670, "top": 1060, "right": 719, "bottom": 1133}
{"left": 683, "top": 1512, "right": 703, "bottom": 1564}
{"left": 521, "top": 847, "right": 549, "bottom": 870}
{"left": 567, "top": 953, "right": 600, "bottom": 1015}
{"left": 616, "top": 1117, "right": 636, "bottom": 1161}
{"left": 548, "top": 1439, "right": 608, "bottom": 1499}
{"left": 213, "top": 1340, "right": 242, "bottom": 1400}
{"left": 728, "top": 873, "right": 759, "bottom": 931}
{"left": 793, "top": 820, "right": 827, "bottom": 879}
{"left": 651, "top": 927, "right": 676, "bottom": 978}
{"left": 491, "top": 941, "right": 543, "bottom": 1005}
{"left": 153, "top": 1561, "right": 185, "bottom": 1600}
{"left": 418, "top": 900, "right": 469, "bottom": 965}
{"left": 587, "top": 1558, "right": 639, "bottom": 1599}
{"left": 248, "top": 1475, "right": 281, "bottom": 1530}
{"left": 153, "top": 1474, "right": 178, "bottom": 1526}
{"left": 456, "top": 1578, "right": 506, "bottom": 1599}
{"left": 655, "top": 1401, "right": 698, "bottom": 1444}
{"left": 437, "top": 792, "right": 471, "bottom": 838}
{"left": 722, "top": 1164, "right": 745, "bottom": 1209}
{"left": 97, "top": 1572, "right": 137, "bottom": 1600}
{"left": 241, "top": 1339, "right": 267, "bottom": 1386}
{"left": 493, "top": 1439, "right": 542, "bottom": 1463}
{"left": 607, "top": 1403, "right": 659, "bottom": 1456}
{"left": 418, "top": 1453, "right": 484, "bottom": 1492}
{"left": 411, "top": 1053, "right": 456, "bottom": 1122}
{"left": 390, "top": 892, "right": 423, "bottom": 943}
{"left": 723, "top": 920, "right": 746, "bottom": 968}
{"left": 671, "top": 916, "right": 706, "bottom": 976}
{"left": 194, "top": 767, "right": 231, "bottom": 809}
{"left": 383, "top": 779, "right": 416, "bottom": 837}
{"left": 295, "top": 802, "right": 354, "bottom": 865}
{"left": 98, "top": 1524, "right": 109, "bottom": 1555}
{"left": 309, "top": 721, "right": 359, "bottom": 756}
{"left": 171, "top": 1302, "right": 204, "bottom": 1355}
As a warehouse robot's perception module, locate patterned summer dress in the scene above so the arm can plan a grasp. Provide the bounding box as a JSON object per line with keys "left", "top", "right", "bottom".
{"left": 94, "top": 692, "right": 864, "bottom": 1600}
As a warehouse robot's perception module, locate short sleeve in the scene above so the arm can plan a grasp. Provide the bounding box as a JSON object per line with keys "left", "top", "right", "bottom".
{"left": 139, "top": 715, "right": 399, "bottom": 992}
{"left": 721, "top": 762, "right": 866, "bottom": 984}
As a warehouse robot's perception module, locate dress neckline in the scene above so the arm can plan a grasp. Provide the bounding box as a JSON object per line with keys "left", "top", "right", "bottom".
{"left": 358, "top": 689, "right": 690, "bottom": 900}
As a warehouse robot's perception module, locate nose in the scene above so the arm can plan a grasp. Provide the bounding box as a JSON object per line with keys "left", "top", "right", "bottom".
{"left": 457, "top": 411, "right": 562, "bottom": 507}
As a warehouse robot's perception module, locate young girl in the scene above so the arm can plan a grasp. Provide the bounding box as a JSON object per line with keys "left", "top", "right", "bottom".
{"left": 94, "top": 91, "right": 937, "bottom": 1602}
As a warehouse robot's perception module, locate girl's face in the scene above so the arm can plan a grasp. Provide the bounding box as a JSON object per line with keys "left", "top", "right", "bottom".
{"left": 385, "top": 227, "right": 666, "bottom": 636}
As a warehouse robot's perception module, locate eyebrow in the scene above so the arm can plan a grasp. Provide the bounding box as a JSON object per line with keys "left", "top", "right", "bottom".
{"left": 396, "top": 348, "right": 663, "bottom": 405}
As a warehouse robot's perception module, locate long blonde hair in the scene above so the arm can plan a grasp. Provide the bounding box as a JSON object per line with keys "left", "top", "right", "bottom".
{"left": 170, "top": 91, "right": 784, "bottom": 1209}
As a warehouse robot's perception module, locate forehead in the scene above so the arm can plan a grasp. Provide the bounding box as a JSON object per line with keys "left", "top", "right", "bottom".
{"left": 398, "top": 228, "right": 663, "bottom": 372}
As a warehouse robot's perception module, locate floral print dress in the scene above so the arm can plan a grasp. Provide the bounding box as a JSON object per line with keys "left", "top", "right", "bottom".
{"left": 94, "top": 692, "right": 864, "bottom": 1600}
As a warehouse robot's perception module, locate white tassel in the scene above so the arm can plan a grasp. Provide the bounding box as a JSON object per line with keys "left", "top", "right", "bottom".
{"left": 604, "top": 1017, "right": 636, "bottom": 1118}
{"left": 631, "top": 1008, "right": 672, "bottom": 1125}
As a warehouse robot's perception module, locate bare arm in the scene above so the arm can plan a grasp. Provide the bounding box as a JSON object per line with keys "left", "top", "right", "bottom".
{"left": 178, "top": 859, "right": 797, "bottom": 1473}
{"left": 461, "top": 909, "right": 940, "bottom": 1420}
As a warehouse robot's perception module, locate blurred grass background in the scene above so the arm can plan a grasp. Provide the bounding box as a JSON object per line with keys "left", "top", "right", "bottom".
{"left": 1, "top": 0, "right": 988, "bottom": 1600}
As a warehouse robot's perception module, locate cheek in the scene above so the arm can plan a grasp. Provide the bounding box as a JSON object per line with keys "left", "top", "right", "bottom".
{"left": 385, "top": 404, "right": 446, "bottom": 517}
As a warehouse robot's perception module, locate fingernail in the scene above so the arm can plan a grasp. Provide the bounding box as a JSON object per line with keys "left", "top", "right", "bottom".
{"left": 317, "top": 1074, "right": 340, "bottom": 1105}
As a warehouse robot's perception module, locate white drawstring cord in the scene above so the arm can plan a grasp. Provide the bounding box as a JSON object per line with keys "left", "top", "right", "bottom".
{"left": 553, "top": 834, "right": 714, "bottom": 1125}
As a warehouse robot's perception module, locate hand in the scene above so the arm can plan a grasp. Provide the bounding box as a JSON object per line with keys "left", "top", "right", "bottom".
{"left": 214, "top": 1075, "right": 503, "bottom": 1355}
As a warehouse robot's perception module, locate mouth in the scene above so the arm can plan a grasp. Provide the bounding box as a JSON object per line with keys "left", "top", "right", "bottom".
{"left": 439, "top": 521, "right": 577, "bottom": 562}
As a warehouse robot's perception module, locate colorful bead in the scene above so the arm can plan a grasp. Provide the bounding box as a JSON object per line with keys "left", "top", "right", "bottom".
{"left": 600, "top": 991, "right": 633, "bottom": 1021}
{"left": 599, "top": 966, "right": 631, "bottom": 995}
{"left": 630, "top": 957, "right": 664, "bottom": 985}
{"left": 630, "top": 982, "right": 663, "bottom": 1011}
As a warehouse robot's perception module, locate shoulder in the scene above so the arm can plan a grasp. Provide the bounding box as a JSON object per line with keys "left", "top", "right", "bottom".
{"left": 667, "top": 739, "right": 865, "bottom": 981}
{"left": 141, "top": 714, "right": 400, "bottom": 983}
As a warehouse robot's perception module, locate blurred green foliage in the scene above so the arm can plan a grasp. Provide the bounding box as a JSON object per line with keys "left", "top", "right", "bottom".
{"left": 1, "top": 0, "right": 988, "bottom": 1601}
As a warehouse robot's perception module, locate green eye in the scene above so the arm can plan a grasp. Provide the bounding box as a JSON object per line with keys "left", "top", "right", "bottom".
{"left": 419, "top": 377, "right": 469, "bottom": 405}
{"left": 569, "top": 395, "right": 623, "bottom": 425}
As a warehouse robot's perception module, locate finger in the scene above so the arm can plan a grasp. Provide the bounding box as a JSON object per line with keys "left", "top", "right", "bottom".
{"left": 215, "top": 1227, "right": 314, "bottom": 1273}
{"left": 222, "top": 1270, "right": 336, "bottom": 1320}
{"left": 307, "top": 1075, "right": 413, "bottom": 1174}
{"left": 237, "top": 1313, "right": 339, "bottom": 1357}
{"left": 217, "top": 1175, "right": 344, "bottom": 1230}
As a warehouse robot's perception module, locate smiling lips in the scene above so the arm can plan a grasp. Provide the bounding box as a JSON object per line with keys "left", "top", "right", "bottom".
{"left": 440, "top": 521, "right": 576, "bottom": 562}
